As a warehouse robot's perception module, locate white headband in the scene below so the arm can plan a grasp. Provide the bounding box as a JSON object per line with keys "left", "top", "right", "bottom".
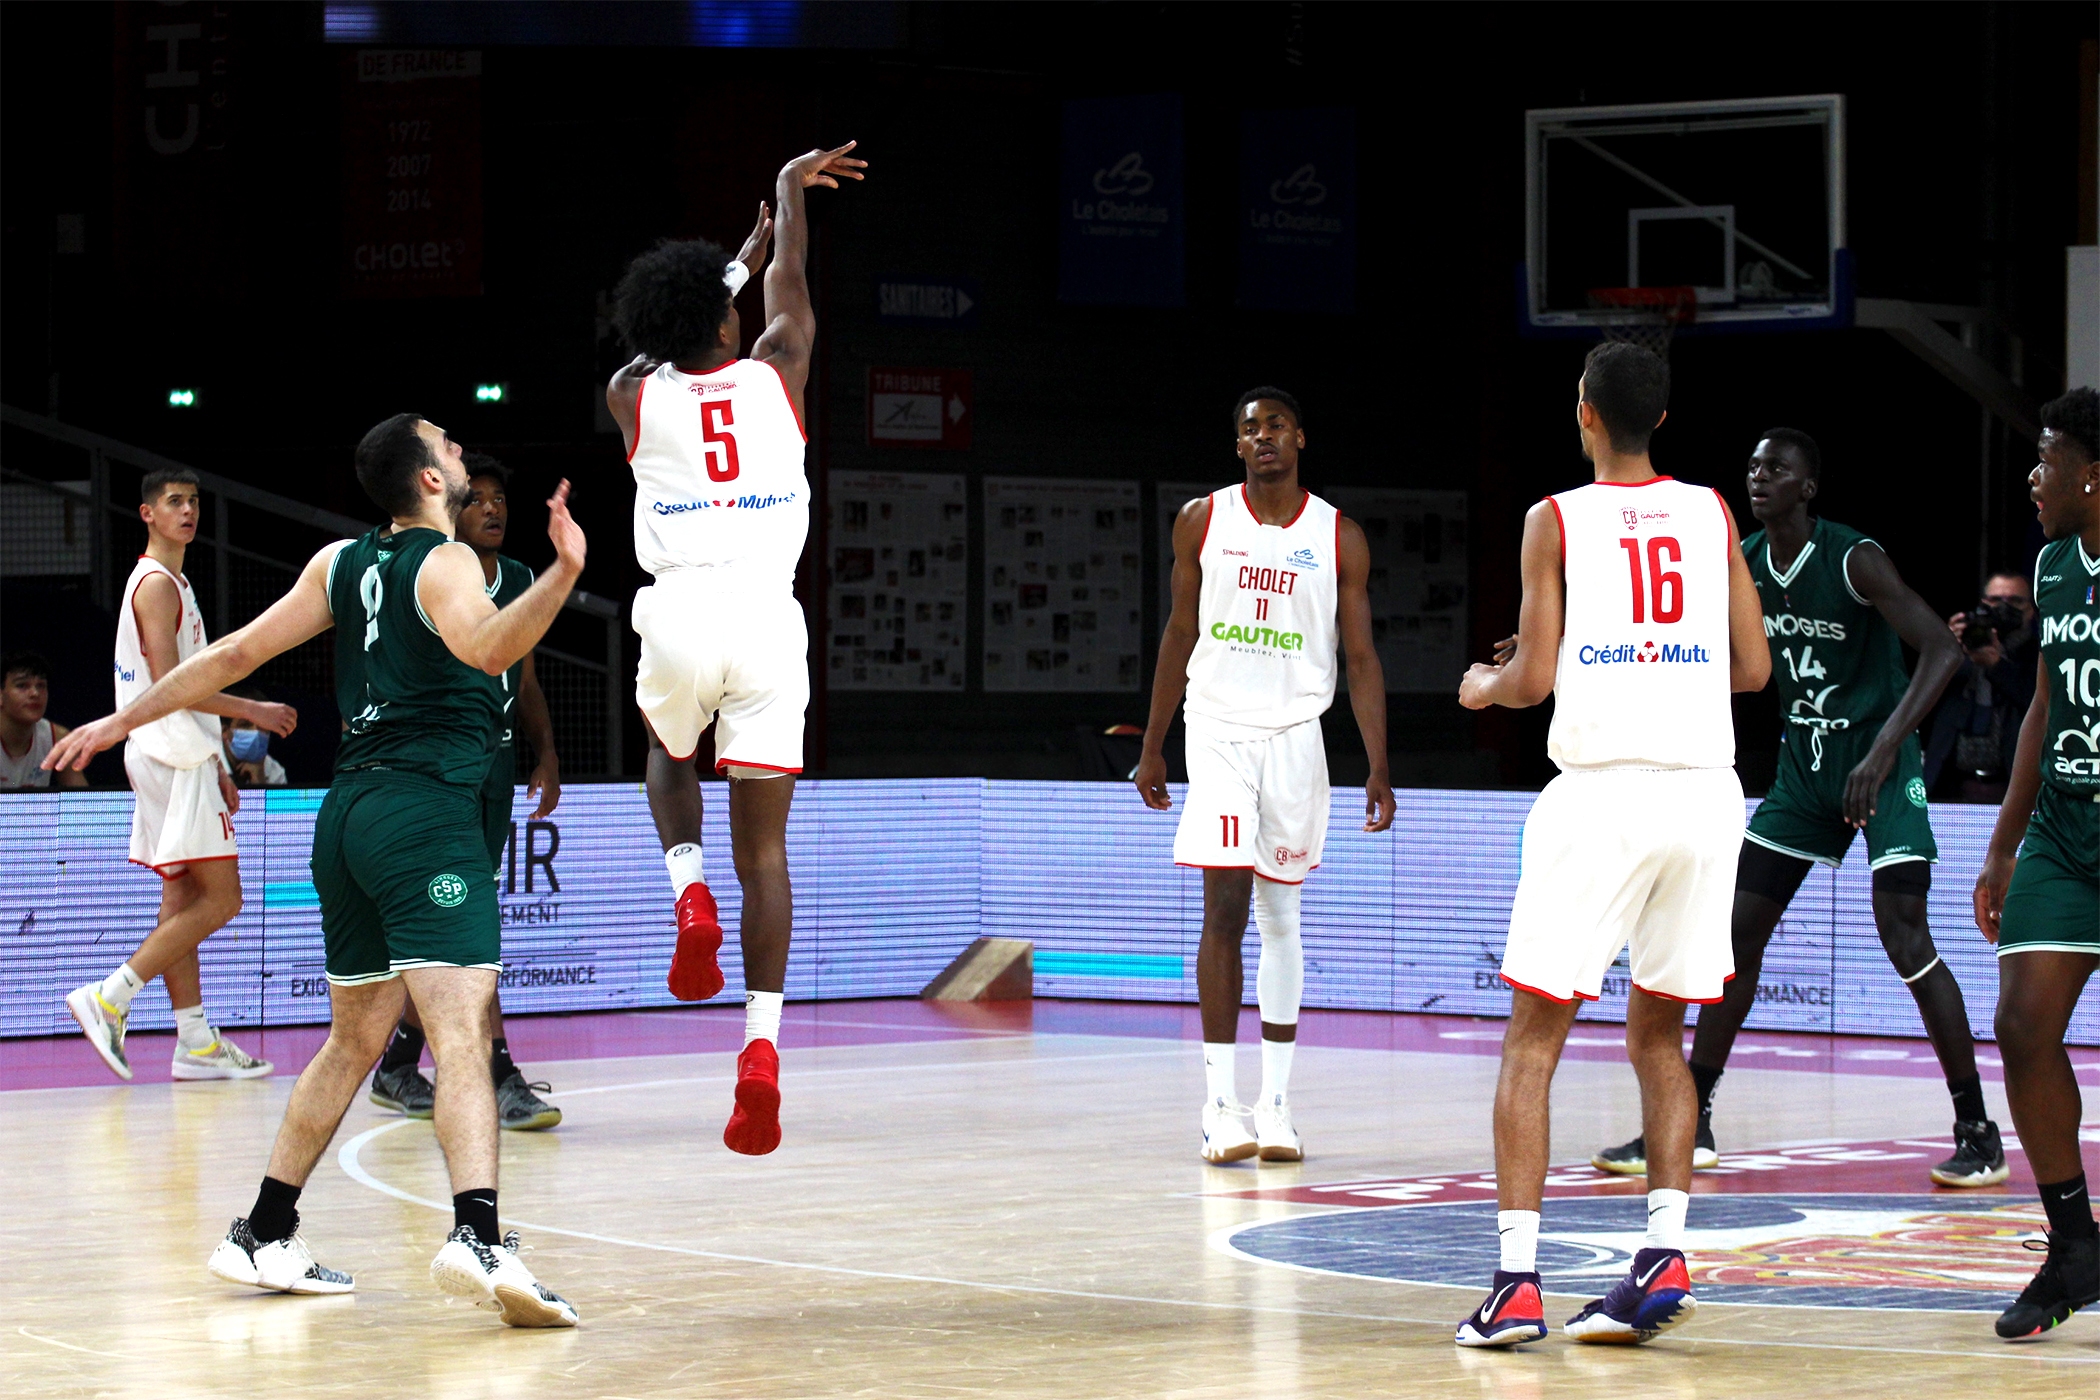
{"left": 723, "top": 260, "right": 750, "bottom": 296}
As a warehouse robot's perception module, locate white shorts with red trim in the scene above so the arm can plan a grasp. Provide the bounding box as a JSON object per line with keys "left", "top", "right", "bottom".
{"left": 1173, "top": 716, "right": 1329, "bottom": 884}
{"left": 634, "top": 575, "right": 808, "bottom": 776}
{"left": 126, "top": 745, "right": 237, "bottom": 877}
{"left": 1501, "top": 765, "right": 1742, "bottom": 1004}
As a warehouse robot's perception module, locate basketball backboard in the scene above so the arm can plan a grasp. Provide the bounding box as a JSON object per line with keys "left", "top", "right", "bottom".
{"left": 1522, "top": 95, "right": 1848, "bottom": 337}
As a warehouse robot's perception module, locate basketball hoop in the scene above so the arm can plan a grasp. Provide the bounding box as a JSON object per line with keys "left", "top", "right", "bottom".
{"left": 1586, "top": 286, "right": 1698, "bottom": 358}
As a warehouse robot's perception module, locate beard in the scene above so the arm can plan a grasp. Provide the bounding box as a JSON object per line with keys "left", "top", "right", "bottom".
{"left": 443, "top": 474, "right": 472, "bottom": 522}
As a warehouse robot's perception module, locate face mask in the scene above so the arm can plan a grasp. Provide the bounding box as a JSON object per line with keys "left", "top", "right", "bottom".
{"left": 229, "top": 728, "right": 269, "bottom": 762}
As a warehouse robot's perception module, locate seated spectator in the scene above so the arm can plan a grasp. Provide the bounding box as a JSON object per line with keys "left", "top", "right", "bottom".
{"left": 220, "top": 683, "right": 290, "bottom": 787}
{"left": 0, "top": 651, "right": 87, "bottom": 790}
{"left": 1924, "top": 570, "right": 2039, "bottom": 803}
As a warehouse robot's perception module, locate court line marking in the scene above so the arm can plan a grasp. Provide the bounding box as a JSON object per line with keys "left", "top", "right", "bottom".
{"left": 17, "top": 1326, "right": 149, "bottom": 1361}
{"left": 335, "top": 1062, "right": 2097, "bottom": 1365}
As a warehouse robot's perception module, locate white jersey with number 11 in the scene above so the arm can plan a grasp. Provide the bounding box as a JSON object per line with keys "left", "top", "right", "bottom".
{"left": 1546, "top": 477, "right": 1734, "bottom": 771}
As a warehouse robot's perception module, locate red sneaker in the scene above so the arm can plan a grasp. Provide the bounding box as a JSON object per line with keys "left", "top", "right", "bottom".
{"left": 723, "top": 1038, "right": 781, "bottom": 1156}
{"left": 667, "top": 882, "right": 724, "bottom": 1002}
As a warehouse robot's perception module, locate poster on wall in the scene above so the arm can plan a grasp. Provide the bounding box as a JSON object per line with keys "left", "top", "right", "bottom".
{"left": 340, "top": 49, "right": 484, "bottom": 297}
{"left": 1324, "top": 487, "right": 1469, "bottom": 693}
{"left": 1238, "top": 108, "right": 1357, "bottom": 314}
{"left": 1059, "top": 94, "right": 1185, "bottom": 307}
{"left": 827, "top": 471, "right": 968, "bottom": 690}
{"left": 983, "top": 477, "right": 1143, "bottom": 692}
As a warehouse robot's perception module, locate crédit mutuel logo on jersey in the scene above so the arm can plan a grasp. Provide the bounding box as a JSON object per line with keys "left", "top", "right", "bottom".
{"left": 652, "top": 491, "right": 801, "bottom": 516}
{"left": 1575, "top": 639, "right": 1715, "bottom": 666}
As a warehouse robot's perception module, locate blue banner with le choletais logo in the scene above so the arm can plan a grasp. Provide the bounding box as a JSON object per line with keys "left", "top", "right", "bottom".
{"left": 1059, "top": 94, "right": 1184, "bottom": 308}
{"left": 1238, "top": 109, "right": 1356, "bottom": 314}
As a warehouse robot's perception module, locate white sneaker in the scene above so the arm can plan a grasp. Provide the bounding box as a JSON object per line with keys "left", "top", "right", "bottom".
{"left": 208, "top": 1216, "right": 354, "bottom": 1294}
{"left": 172, "top": 1031, "right": 274, "bottom": 1081}
{"left": 65, "top": 984, "right": 132, "bottom": 1081}
{"left": 431, "top": 1225, "right": 578, "bottom": 1328}
{"left": 1255, "top": 1093, "right": 1303, "bottom": 1162}
{"left": 1201, "top": 1096, "right": 1259, "bottom": 1163}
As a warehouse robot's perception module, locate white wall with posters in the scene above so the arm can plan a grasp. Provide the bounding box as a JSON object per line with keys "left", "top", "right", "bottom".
{"left": 1322, "top": 487, "right": 1468, "bottom": 693}
{"left": 826, "top": 471, "right": 968, "bottom": 690}
{"left": 982, "top": 477, "right": 1144, "bottom": 692}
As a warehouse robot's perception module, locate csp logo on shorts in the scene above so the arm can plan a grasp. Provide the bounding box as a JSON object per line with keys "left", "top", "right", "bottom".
{"left": 1906, "top": 777, "right": 1928, "bottom": 808}
{"left": 427, "top": 873, "right": 470, "bottom": 908}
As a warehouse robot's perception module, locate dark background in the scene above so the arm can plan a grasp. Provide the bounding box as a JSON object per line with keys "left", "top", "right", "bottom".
{"left": 4, "top": 1, "right": 2094, "bottom": 788}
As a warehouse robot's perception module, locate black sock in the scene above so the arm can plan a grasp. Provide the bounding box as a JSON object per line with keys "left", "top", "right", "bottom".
{"left": 1689, "top": 1062, "right": 1723, "bottom": 1117}
{"left": 249, "top": 1176, "right": 302, "bottom": 1243}
{"left": 1947, "top": 1074, "right": 1987, "bottom": 1125}
{"left": 2038, "top": 1175, "right": 2098, "bottom": 1239}
{"left": 454, "top": 1190, "right": 501, "bottom": 1247}
{"left": 379, "top": 1023, "right": 425, "bottom": 1072}
{"left": 489, "top": 1037, "right": 517, "bottom": 1084}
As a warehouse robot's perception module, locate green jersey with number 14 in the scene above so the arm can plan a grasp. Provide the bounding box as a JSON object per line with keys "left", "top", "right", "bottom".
{"left": 1742, "top": 517, "right": 1908, "bottom": 761}
{"left": 327, "top": 526, "right": 505, "bottom": 786}
{"left": 2032, "top": 534, "right": 2100, "bottom": 796}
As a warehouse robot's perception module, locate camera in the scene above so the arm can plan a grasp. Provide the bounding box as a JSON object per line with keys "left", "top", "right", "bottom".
{"left": 1960, "top": 598, "right": 2025, "bottom": 652}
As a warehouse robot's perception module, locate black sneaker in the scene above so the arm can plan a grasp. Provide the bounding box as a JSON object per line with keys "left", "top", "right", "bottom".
{"left": 1930, "top": 1119, "right": 2010, "bottom": 1188}
{"left": 1590, "top": 1113, "right": 1718, "bottom": 1175}
{"left": 1996, "top": 1232, "right": 2100, "bottom": 1339}
{"left": 498, "top": 1071, "right": 562, "bottom": 1131}
{"left": 370, "top": 1062, "right": 435, "bottom": 1118}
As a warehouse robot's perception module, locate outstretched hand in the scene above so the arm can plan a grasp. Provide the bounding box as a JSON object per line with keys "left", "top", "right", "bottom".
{"left": 546, "top": 479, "right": 586, "bottom": 575}
{"left": 784, "top": 141, "right": 867, "bottom": 190}
{"left": 735, "top": 201, "right": 773, "bottom": 275}
{"left": 43, "top": 714, "right": 127, "bottom": 772}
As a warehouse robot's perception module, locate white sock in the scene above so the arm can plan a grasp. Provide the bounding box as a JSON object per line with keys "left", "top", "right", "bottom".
{"left": 1498, "top": 1209, "right": 1540, "bottom": 1273}
{"left": 1253, "top": 880, "right": 1304, "bottom": 1025}
{"left": 665, "top": 842, "right": 705, "bottom": 896}
{"left": 1646, "top": 1188, "right": 1689, "bottom": 1250}
{"left": 1259, "top": 1037, "right": 1295, "bottom": 1105}
{"left": 744, "top": 989, "right": 783, "bottom": 1047}
{"left": 1203, "top": 1042, "right": 1236, "bottom": 1104}
{"left": 99, "top": 963, "right": 145, "bottom": 1012}
{"left": 173, "top": 1004, "right": 213, "bottom": 1051}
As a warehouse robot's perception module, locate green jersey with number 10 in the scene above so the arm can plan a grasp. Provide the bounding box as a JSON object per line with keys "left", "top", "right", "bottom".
{"left": 1742, "top": 517, "right": 1909, "bottom": 754}
{"left": 327, "top": 526, "right": 505, "bottom": 786}
{"left": 2032, "top": 534, "right": 2100, "bottom": 796}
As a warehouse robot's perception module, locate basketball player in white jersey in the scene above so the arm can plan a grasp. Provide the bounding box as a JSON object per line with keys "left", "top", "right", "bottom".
{"left": 607, "top": 141, "right": 865, "bottom": 1155}
{"left": 0, "top": 652, "right": 86, "bottom": 790}
{"left": 64, "top": 468, "right": 297, "bottom": 1081}
{"left": 1451, "top": 343, "right": 1768, "bottom": 1348}
{"left": 1137, "top": 387, "right": 1395, "bottom": 1164}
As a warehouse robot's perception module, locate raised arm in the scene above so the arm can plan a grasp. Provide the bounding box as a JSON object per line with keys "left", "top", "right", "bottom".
{"left": 1837, "top": 542, "right": 1966, "bottom": 824}
{"left": 751, "top": 141, "right": 866, "bottom": 412}
{"left": 1337, "top": 515, "right": 1394, "bottom": 832}
{"left": 1134, "top": 497, "right": 1210, "bottom": 810}
{"left": 45, "top": 541, "right": 344, "bottom": 771}
{"left": 1460, "top": 501, "right": 1563, "bottom": 710}
{"left": 1974, "top": 653, "right": 2052, "bottom": 942}
{"left": 418, "top": 481, "right": 587, "bottom": 677}
{"left": 1722, "top": 502, "right": 1770, "bottom": 693}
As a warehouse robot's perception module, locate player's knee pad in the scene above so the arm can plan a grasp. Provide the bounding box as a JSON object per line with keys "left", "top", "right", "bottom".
{"left": 1870, "top": 860, "right": 1939, "bottom": 980}
{"left": 1253, "top": 879, "right": 1303, "bottom": 1026}
{"left": 1871, "top": 858, "right": 1932, "bottom": 899}
{"left": 1735, "top": 840, "right": 1814, "bottom": 907}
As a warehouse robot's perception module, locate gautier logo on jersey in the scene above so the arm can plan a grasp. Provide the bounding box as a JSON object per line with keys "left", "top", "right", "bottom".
{"left": 1576, "top": 640, "right": 1714, "bottom": 665}
{"left": 1211, "top": 622, "right": 1307, "bottom": 650}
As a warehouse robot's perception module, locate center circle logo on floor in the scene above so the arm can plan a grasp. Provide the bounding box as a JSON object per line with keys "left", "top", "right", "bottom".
{"left": 1221, "top": 1193, "right": 2044, "bottom": 1312}
{"left": 427, "top": 872, "right": 469, "bottom": 907}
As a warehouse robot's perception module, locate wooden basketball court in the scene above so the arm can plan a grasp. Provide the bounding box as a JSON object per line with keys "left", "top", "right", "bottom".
{"left": 7, "top": 1001, "right": 2098, "bottom": 1397}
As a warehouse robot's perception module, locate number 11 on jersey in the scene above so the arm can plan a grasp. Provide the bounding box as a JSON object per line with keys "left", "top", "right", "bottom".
{"left": 1220, "top": 814, "right": 1240, "bottom": 847}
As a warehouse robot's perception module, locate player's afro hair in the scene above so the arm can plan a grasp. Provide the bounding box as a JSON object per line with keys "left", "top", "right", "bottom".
{"left": 2040, "top": 386, "right": 2099, "bottom": 463}
{"left": 1581, "top": 342, "right": 1670, "bottom": 454}
{"left": 1758, "top": 426, "right": 1821, "bottom": 480}
{"left": 1232, "top": 386, "right": 1303, "bottom": 430}
{"left": 462, "top": 450, "right": 509, "bottom": 488}
{"left": 612, "top": 237, "right": 735, "bottom": 365}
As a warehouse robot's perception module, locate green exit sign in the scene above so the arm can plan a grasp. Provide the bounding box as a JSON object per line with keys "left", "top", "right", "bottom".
{"left": 167, "top": 388, "right": 200, "bottom": 408}
{"left": 474, "top": 382, "right": 509, "bottom": 404}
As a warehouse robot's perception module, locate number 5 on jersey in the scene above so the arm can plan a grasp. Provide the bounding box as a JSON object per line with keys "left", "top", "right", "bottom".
{"left": 702, "top": 401, "right": 740, "bottom": 483}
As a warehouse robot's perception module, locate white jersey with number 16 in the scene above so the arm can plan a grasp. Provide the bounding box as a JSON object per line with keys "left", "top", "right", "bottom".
{"left": 1546, "top": 477, "right": 1734, "bottom": 772}
{"left": 628, "top": 357, "right": 809, "bottom": 589}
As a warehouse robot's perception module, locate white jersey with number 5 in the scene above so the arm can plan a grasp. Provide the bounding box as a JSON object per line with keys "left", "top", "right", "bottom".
{"left": 1546, "top": 477, "right": 1734, "bottom": 771}
{"left": 629, "top": 357, "right": 809, "bottom": 589}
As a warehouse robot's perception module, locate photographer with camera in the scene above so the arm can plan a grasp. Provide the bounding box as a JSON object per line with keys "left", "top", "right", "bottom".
{"left": 1922, "top": 571, "right": 2039, "bottom": 803}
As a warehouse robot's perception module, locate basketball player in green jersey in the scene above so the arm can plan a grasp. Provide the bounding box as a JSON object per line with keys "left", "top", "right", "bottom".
{"left": 1593, "top": 428, "right": 2007, "bottom": 1186}
{"left": 1976, "top": 387, "right": 2100, "bottom": 1339}
{"left": 369, "top": 453, "right": 565, "bottom": 1132}
{"left": 46, "top": 415, "right": 586, "bottom": 1326}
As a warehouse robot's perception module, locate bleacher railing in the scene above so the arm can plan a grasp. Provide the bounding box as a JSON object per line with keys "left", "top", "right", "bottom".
{"left": 0, "top": 405, "right": 626, "bottom": 775}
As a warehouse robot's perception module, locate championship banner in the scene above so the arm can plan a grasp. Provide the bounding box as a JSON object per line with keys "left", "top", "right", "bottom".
{"left": 1059, "top": 95, "right": 1185, "bottom": 308}
{"left": 340, "top": 49, "right": 484, "bottom": 297}
{"left": 1237, "top": 109, "right": 1357, "bottom": 315}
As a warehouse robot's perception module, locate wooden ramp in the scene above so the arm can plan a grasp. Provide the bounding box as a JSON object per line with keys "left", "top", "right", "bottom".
{"left": 921, "top": 936, "right": 1033, "bottom": 1002}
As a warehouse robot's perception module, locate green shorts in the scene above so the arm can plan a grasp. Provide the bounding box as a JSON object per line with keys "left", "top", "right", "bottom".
{"left": 1745, "top": 727, "right": 1937, "bottom": 869}
{"left": 1998, "top": 785, "right": 2100, "bottom": 956}
{"left": 481, "top": 744, "right": 516, "bottom": 875}
{"left": 313, "top": 769, "right": 501, "bottom": 985}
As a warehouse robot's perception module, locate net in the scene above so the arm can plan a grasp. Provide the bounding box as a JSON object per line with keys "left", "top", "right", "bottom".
{"left": 1586, "top": 286, "right": 1698, "bottom": 359}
